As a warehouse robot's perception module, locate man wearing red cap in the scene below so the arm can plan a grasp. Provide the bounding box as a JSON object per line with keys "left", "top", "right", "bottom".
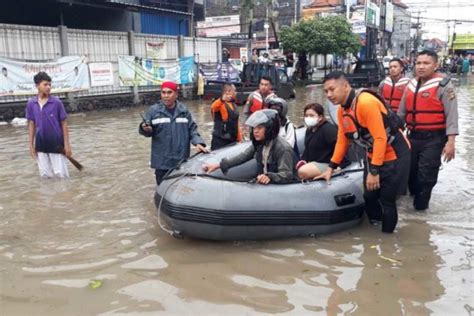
{"left": 139, "top": 81, "right": 208, "bottom": 185}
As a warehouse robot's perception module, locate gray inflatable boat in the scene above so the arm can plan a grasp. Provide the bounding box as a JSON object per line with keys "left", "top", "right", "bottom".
{"left": 155, "top": 127, "right": 366, "bottom": 241}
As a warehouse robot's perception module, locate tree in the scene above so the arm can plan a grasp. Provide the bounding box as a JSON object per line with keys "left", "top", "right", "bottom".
{"left": 280, "top": 16, "right": 362, "bottom": 78}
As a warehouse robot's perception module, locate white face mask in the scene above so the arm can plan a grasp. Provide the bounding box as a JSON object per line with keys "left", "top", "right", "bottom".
{"left": 304, "top": 116, "right": 320, "bottom": 127}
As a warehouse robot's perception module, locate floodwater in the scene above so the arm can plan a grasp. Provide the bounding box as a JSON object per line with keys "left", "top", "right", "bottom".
{"left": 0, "top": 78, "right": 473, "bottom": 315}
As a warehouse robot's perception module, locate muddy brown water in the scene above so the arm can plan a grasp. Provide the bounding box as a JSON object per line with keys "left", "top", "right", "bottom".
{"left": 0, "top": 78, "right": 473, "bottom": 315}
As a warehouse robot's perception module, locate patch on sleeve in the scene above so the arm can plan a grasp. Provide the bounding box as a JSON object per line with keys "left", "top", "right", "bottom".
{"left": 447, "top": 88, "right": 456, "bottom": 101}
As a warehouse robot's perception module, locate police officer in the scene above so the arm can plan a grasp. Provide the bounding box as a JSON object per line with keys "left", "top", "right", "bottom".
{"left": 398, "top": 50, "right": 459, "bottom": 211}
{"left": 379, "top": 58, "right": 410, "bottom": 113}
{"left": 317, "top": 71, "right": 410, "bottom": 233}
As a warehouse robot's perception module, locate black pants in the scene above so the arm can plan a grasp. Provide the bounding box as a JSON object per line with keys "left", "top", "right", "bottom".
{"left": 211, "top": 136, "right": 235, "bottom": 151}
{"left": 408, "top": 133, "right": 446, "bottom": 210}
{"left": 363, "top": 159, "right": 402, "bottom": 233}
{"left": 155, "top": 169, "right": 169, "bottom": 185}
{"left": 395, "top": 150, "right": 411, "bottom": 196}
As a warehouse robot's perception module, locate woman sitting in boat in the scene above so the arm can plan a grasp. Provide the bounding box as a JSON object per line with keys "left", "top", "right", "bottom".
{"left": 203, "top": 109, "right": 297, "bottom": 184}
{"left": 296, "top": 103, "right": 339, "bottom": 180}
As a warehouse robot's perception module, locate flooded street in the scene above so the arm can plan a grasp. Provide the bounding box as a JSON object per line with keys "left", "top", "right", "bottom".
{"left": 0, "top": 78, "right": 473, "bottom": 315}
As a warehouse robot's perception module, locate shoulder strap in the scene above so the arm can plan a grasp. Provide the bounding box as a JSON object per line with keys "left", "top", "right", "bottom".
{"left": 354, "top": 88, "right": 392, "bottom": 114}
{"left": 439, "top": 77, "right": 451, "bottom": 87}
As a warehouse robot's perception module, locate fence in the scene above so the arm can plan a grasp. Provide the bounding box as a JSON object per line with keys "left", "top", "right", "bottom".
{"left": 0, "top": 23, "right": 220, "bottom": 103}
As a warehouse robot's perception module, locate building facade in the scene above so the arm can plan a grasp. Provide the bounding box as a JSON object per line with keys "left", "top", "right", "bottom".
{"left": 390, "top": 0, "right": 411, "bottom": 57}
{"left": 0, "top": 0, "right": 201, "bottom": 36}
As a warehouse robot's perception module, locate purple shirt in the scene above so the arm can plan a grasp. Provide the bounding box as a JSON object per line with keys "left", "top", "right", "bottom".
{"left": 26, "top": 96, "right": 67, "bottom": 153}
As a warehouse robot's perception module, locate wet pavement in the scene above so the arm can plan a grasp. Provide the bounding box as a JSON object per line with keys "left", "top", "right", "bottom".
{"left": 0, "top": 77, "right": 473, "bottom": 315}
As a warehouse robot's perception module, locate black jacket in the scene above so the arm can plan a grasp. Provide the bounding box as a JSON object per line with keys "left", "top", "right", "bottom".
{"left": 301, "top": 121, "right": 338, "bottom": 163}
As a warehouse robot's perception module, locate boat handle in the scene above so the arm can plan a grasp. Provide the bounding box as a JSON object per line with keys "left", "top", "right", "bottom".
{"left": 334, "top": 193, "right": 356, "bottom": 206}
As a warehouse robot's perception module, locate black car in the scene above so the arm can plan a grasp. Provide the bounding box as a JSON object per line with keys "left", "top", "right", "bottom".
{"left": 346, "top": 60, "right": 385, "bottom": 88}
{"left": 203, "top": 63, "right": 296, "bottom": 104}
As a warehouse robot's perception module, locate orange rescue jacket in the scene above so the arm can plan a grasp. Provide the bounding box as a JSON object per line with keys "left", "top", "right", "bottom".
{"left": 381, "top": 76, "right": 410, "bottom": 113}
{"left": 404, "top": 75, "right": 446, "bottom": 131}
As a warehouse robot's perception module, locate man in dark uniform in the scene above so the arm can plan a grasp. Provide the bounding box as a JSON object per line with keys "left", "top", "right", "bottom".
{"left": 398, "top": 50, "right": 459, "bottom": 211}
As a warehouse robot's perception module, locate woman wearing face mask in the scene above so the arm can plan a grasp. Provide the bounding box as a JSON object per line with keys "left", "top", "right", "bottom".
{"left": 296, "top": 103, "right": 339, "bottom": 180}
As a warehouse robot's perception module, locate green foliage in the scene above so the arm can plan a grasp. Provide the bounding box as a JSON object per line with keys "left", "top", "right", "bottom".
{"left": 279, "top": 16, "right": 362, "bottom": 56}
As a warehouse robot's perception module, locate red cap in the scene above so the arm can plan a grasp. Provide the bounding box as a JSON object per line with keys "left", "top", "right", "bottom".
{"left": 161, "top": 81, "right": 178, "bottom": 92}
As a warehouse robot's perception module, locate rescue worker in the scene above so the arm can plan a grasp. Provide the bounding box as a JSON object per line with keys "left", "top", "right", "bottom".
{"left": 139, "top": 81, "right": 208, "bottom": 185}
{"left": 203, "top": 109, "right": 296, "bottom": 185}
{"left": 210, "top": 83, "right": 242, "bottom": 150}
{"left": 316, "top": 71, "right": 411, "bottom": 233}
{"left": 242, "top": 75, "right": 276, "bottom": 120}
{"left": 379, "top": 58, "right": 410, "bottom": 113}
{"left": 398, "top": 50, "right": 458, "bottom": 211}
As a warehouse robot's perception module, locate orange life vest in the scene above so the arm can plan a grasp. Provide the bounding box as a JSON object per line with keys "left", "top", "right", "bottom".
{"left": 249, "top": 90, "right": 276, "bottom": 114}
{"left": 404, "top": 76, "right": 446, "bottom": 131}
{"left": 381, "top": 76, "right": 410, "bottom": 113}
{"left": 342, "top": 90, "right": 397, "bottom": 152}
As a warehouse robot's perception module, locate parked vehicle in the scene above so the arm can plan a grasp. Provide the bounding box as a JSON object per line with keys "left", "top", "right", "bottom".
{"left": 228, "top": 58, "right": 243, "bottom": 72}
{"left": 203, "top": 63, "right": 296, "bottom": 104}
{"left": 382, "top": 56, "right": 392, "bottom": 72}
{"left": 346, "top": 60, "right": 385, "bottom": 88}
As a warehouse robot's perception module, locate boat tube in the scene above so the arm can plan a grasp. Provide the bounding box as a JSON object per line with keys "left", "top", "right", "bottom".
{"left": 155, "top": 127, "right": 366, "bottom": 241}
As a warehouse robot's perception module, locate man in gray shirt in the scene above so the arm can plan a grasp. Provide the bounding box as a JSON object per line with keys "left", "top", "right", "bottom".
{"left": 398, "top": 50, "right": 459, "bottom": 211}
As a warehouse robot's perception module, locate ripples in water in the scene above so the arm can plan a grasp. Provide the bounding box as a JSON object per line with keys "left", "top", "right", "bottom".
{"left": 0, "top": 80, "right": 473, "bottom": 315}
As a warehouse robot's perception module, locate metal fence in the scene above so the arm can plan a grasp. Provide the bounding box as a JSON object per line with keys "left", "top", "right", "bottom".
{"left": 0, "top": 24, "right": 61, "bottom": 60}
{"left": 0, "top": 23, "right": 220, "bottom": 103}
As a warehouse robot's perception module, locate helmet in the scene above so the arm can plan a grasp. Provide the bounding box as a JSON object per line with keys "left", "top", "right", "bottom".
{"left": 246, "top": 109, "right": 280, "bottom": 145}
{"left": 266, "top": 97, "right": 288, "bottom": 122}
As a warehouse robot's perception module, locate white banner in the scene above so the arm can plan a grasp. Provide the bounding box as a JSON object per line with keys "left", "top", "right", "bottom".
{"left": 89, "top": 62, "right": 114, "bottom": 87}
{"left": 240, "top": 47, "right": 248, "bottom": 61}
{"left": 196, "top": 15, "right": 240, "bottom": 37}
{"left": 351, "top": 8, "right": 366, "bottom": 34}
{"left": 146, "top": 42, "right": 167, "bottom": 59}
{"left": 385, "top": 2, "right": 394, "bottom": 32}
{"left": 0, "top": 56, "right": 89, "bottom": 96}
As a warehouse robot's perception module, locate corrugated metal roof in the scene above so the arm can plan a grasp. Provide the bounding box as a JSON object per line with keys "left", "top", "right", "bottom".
{"left": 107, "top": 0, "right": 192, "bottom": 16}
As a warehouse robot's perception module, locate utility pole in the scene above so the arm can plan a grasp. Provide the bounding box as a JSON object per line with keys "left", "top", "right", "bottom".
{"left": 346, "top": 0, "right": 350, "bottom": 19}
{"left": 265, "top": 4, "right": 269, "bottom": 54}
{"left": 412, "top": 10, "right": 421, "bottom": 53}
{"left": 450, "top": 20, "right": 461, "bottom": 56}
{"left": 294, "top": 0, "right": 298, "bottom": 25}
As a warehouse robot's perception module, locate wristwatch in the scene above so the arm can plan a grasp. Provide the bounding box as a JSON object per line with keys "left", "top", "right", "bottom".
{"left": 369, "top": 165, "right": 379, "bottom": 176}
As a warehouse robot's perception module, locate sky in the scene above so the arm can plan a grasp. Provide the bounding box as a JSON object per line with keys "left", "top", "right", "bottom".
{"left": 401, "top": 0, "right": 474, "bottom": 41}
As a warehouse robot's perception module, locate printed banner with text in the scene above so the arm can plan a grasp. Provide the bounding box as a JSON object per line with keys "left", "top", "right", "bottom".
{"left": 0, "top": 56, "right": 90, "bottom": 96}
{"left": 118, "top": 56, "right": 195, "bottom": 86}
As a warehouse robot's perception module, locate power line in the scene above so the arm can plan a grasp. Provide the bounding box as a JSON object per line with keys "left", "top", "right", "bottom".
{"left": 418, "top": 17, "right": 474, "bottom": 23}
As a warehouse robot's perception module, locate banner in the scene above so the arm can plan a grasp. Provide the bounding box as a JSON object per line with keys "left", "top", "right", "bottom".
{"left": 118, "top": 56, "right": 195, "bottom": 86}
{"left": 0, "top": 56, "right": 90, "bottom": 96}
{"left": 365, "top": 2, "right": 380, "bottom": 28}
{"left": 89, "top": 62, "right": 114, "bottom": 87}
{"left": 240, "top": 47, "right": 248, "bottom": 61}
{"left": 199, "top": 62, "right": 240, "bottom": 82}
{"left": 196, "top": 15, "right": 240, "bottom": 37}
{"left": 351, "top": 9, "right": 366, "bottom": 34}
{"left": 146, "top": 42, "right": 167, "bottom": 59}
{"left": 385, "top": 2, "right": 394, "bottom": 32}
